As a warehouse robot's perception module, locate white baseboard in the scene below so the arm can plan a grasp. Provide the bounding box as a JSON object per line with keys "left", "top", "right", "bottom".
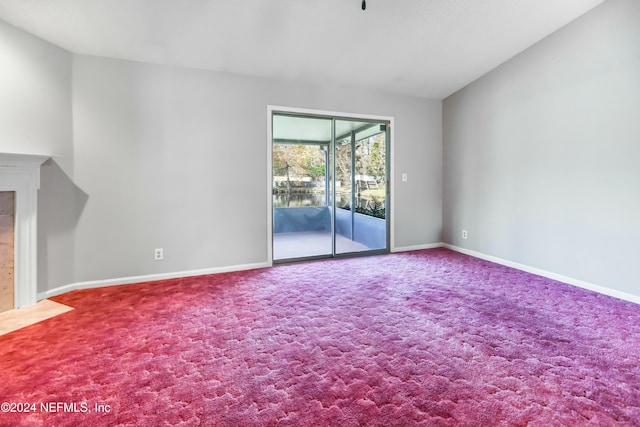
{"left": 37, "top": 261, "right": 271, "bottom": 300}
{"left": 442, "top": 244, "right": 640, "bottom": 305}
{"left": 38, "top": 245, "right": 640, "bottom": 307}
{"left": 392, "top": 242, "right": 443, "bottom": 253}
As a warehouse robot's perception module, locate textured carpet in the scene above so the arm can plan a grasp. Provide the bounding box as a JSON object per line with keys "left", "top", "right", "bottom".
{"left": 1, "top": 248, "right": 639, "bottom": 426}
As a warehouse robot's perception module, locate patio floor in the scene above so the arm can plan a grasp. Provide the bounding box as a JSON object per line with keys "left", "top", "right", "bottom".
{"left": 273, "top": 231, "right": 370, "bottom": 260}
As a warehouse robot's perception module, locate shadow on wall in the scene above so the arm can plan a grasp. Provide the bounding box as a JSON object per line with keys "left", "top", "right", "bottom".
{"left": 37, "top": 159, "right": 88, "bottom": 293}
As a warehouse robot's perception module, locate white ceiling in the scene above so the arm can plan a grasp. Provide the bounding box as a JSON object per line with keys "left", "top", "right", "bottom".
{"left": 0, "top": 0, "right": 606, "bottom": 99}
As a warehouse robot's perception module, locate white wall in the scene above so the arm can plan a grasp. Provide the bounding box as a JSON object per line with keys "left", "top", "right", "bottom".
{"left": 1, "top": 18, "right": 441, "bottom": 293}
{"left": 0, "top": 20, "right": 78, "bottom": 293}
{"left": 443, "top": 0, "right": 640, "bottom": 297}
{"left": 71, "top": 55, "right": 442, "bottom": 285}
{"left": 0, "top": 20, "right": 72, "bottom": 163}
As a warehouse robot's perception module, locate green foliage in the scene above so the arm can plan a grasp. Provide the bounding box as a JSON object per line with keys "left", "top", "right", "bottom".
{"left": 273, "top": 132, "right": 386, "bottom": 193}
{"left": 308, "top": 164, "right": 326, "bottom": 178}
{"left": 341, "top": 197, "right": 386, "bottom": 219}
{"left": 273, "top": 144, "right": 327, "bottom": 179}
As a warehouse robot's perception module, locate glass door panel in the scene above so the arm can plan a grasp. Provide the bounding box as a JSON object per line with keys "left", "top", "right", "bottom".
{"left": 272, "top": 114, "right": 333, "bottom": 261}
{"left": 334, "top": 135, "right": 354, "bottom": 253}
{"left": 334, "top": 119, "right": 388, "bottom": 255}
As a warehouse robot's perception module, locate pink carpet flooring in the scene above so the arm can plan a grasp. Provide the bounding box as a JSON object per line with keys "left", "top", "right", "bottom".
{"left": 1, "top": 248, "right": 639, "bottom": 426}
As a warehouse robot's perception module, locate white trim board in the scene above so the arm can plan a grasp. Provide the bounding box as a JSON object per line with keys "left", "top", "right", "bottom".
{"left": 442, "top": 244, "right": 640, "bottom": 306}
{"left": 37, "top": 262, "right": 270, "bottom": 300}
{"left": 0, "top": 152, "right": 49, "bottom": 309}
{"left": 392, "top": 242, "right": 443, "bottom": 253}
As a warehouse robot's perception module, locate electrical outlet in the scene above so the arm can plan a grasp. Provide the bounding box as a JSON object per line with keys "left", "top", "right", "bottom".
{"left": 154, "top": 248, "right": 164, "bottom": 261}
{"left": 462, "top": 230, "right": 468, "bottom": 239}
{"left": 402, "top": 173, "right": 408, "bottom": 182}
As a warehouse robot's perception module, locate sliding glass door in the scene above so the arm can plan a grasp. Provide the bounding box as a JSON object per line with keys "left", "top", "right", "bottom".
{"left": 333, "top": 119, "right": 388, "bottom": 255}
{"left": 272, "top": 112, "right": 389, "bottom": 262}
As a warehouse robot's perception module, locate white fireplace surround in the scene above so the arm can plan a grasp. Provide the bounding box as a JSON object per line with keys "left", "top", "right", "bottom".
{"left": 0, "top": 153, "right": 49, "bottom": 309}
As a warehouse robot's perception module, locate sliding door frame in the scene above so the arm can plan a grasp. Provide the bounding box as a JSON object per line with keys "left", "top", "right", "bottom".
{"left": 267, "top": 105, "right": 395, "bottom": 265}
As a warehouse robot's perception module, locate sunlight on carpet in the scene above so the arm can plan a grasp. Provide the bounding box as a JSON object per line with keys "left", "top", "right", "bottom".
{"left": 1, "top": 248, "right": 639, "bottom": 426}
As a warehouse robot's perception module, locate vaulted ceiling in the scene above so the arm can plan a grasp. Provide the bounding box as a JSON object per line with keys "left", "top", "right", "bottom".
{"left": 0, "top": 0, "right": 606, "bottom": 99}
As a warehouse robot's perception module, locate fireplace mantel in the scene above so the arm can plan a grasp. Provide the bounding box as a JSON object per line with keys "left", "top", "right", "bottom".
{"left": 0, "top": 153, "right": 49, "bottom": 309}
